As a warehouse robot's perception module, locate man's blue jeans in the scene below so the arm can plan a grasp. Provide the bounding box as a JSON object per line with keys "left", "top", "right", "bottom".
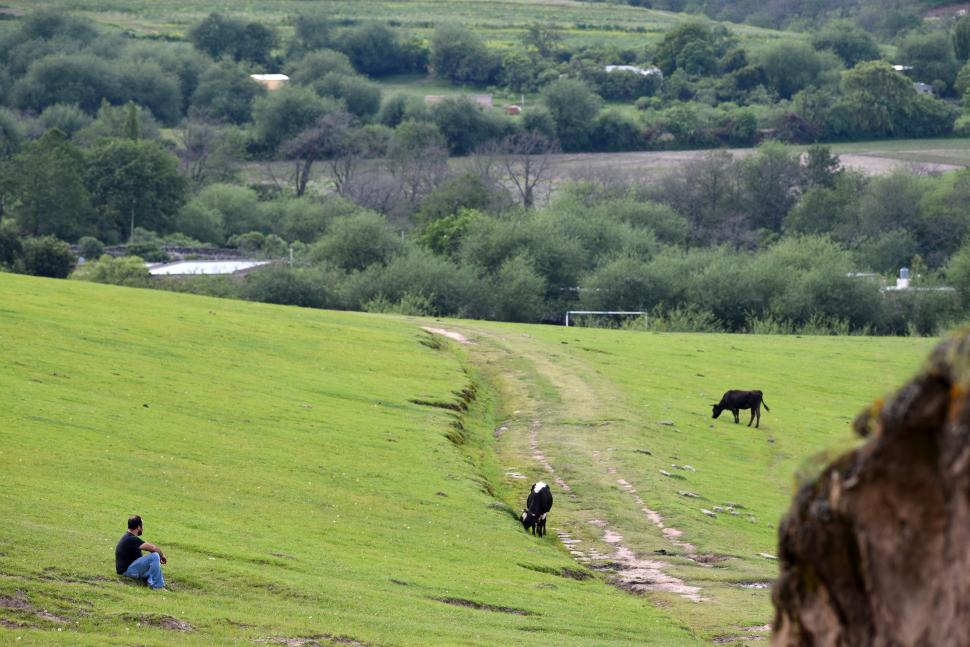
{"left": 123, "top": 552, "right": 165, "bottom": 589}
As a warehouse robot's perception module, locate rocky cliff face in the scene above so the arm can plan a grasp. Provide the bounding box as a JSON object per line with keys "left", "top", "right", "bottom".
{"left": 772, "top": 332, "right": 970, "bottom": 646}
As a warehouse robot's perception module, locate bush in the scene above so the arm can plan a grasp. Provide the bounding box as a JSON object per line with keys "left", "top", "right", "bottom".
{"left": 73, "top": 254, "right": 150, "bottom": 287}
{"left": 38, "top": 103, "right": 93, "bottom": 136}
{"left": 77, "top": 236, "right": 104, "bottom": 260}
{"left": 240, "top": 265, "right": 336, "bottom": 308}
{"left": 309, "top": 211, "right": 404, "bottom": 271}
{"left": 21, "top": 235, "right": 75, "bottom": 278}
{"left": 489, "top": 254, "right": 547, "bottom": 322}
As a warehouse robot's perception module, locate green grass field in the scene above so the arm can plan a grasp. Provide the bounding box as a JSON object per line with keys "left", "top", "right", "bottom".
{"left": 3, "top": 0, "right": 794, "bottom": 50}
{"left": 0, "top": 273, "right": 938, "bottom": 644}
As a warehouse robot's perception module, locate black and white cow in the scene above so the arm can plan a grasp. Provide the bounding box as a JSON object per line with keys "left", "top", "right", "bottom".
{"left": 521, "top": 481, "right": 553, "bottom": 537}
{"left": 712, "top": 390, "right": 770, "bottom": 428}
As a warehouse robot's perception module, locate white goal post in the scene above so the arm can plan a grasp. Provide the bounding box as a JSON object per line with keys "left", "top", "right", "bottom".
{"left": 564, "top": 311, "right": 647, "bottom": 327}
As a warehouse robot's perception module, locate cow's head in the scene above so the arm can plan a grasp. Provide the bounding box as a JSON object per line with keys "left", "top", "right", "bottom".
{"left": 521, "top": 510, "right": 537, "bottom": 530}
{"left": 711, "top": 404, "right": 723, "bottom": 419}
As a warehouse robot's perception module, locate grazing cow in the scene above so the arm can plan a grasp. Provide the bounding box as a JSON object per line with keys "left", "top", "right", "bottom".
{"left": 712, "top": 390, "right": 770, "bottom": 428}
{"left": 521, "top": 482, "right": 553, "bottom": 537}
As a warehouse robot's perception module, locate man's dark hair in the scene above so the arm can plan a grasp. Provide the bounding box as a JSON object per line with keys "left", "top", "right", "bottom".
{"left": 128, "top": 515, "right": 143, "bottom": 530}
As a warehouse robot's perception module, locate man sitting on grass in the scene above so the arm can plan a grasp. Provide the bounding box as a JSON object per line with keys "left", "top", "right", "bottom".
{"left": 115, "top": 515, "right": 168, "bottom": 590}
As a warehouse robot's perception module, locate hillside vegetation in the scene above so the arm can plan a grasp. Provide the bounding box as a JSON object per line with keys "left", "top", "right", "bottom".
{"left": 0, "top": 273, "right": 936, "bottom": 644}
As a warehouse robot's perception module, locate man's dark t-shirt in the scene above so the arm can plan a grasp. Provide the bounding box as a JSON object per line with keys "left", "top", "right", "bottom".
{"left": 115, "top": 533, "right": 145, "bottom": 574}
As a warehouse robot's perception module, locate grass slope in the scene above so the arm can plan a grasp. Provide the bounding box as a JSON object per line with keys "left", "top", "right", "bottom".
{"left": 430, "top": 320, "right": 936, "bottom": 641}
{"left": 0, "top": 273, "right": 696, "bottom": 646}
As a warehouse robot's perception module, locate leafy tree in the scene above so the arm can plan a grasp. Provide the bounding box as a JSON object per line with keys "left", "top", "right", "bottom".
{"left": 590, "top": 110, "right": 641, "bottom": 152}
{"left": 839, "top": 61, "right": 956, "bottom": 138}
{"left": 417, "top": 207, "right": 481, "bottom": 257}
{"left": 85, "top": 139, "right": 187, "bottom": 243}
{"left": 430, "top": 24, "right": 500, "bottom": 84}
{"left": 757, "top": 42, "right": 840, "bottom": 100}
{"left": 77, "top": 236, "right": 104, "bottom": 260}
{"left": 310, "top": 73, "right": 381, "bottom": 118}
{"left": 490, "top": 254, "right": 547, "bottom": 322}
{"left": 430, "top": 98, "right": 505, "bottom": 156}
{"left": 418, "top": 173, "right": 495, "bottom": 223}
{"left": 279, "top": 110, "right": 358, "bottom": 197}
{"left": 182, "top": 184, "right": 264, "bottom": 238}
{"left": 811, "top": 20, "right": 881, "bottom": 68}
{"left": 12, "top": 53, "right": 120, "bottom": 114}
{"left": 251, "top": 86, "right": 339, "bottom": 153}
{"left": 271, "top": 195, "right": 359, "bottom": 244}
{"left": 288, "top": 13, "right": 333, "bottom": 58}
{"left": 287, "top": 49, "right": 355, "bottom": 83}
{"left": 21, "top": 235, "right": 75, "bottom": 278}
{"left": 541, "top": 79, "right": 602, "bottom": 152}
{"left": 654, "top": 22, "right": 719, "bottom": 76}
{"left": 333, "top": 23, "right": 421, "bottom": 77}
{"left": 9, "top": 129, "right": 94, "bottom": 240}
{"left": 521, "top": 22, "right": 563, "bottom": 58}
{"left": 38, "top": 103, "right": 93, "bottom": 137}
{"left": 190, "top": 61, "right": 265, "bottom": 125}
{"left": 188, "top": 13, "right": 277, "bottom": 66}
{"left": 955, "top": 15, "right": 970, "bottom": 62}
{"left": 898, "top": 31, "right": 960, "bottom": 92}
{"left": 309, "top": 210, "right": 403, "bottom": 271}
{"left": 0, "top": 218, "right": 23, "bottom": 269}
{"left": 115, "top": 58, "right": 183, "bottom": 126}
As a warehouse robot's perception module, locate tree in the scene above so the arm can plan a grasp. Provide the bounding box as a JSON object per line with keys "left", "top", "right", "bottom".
{"left": 479, "top": 131, "right": 558, "bottom": 209}
{"left": 85, "top": 139, "right": 187, "bottom": 243}
{"left": 654, "top": 22, "right": 719, "bottom": 76}
{"left": 333, "top": 23, "right": 418, "bottom": 77}
{"left": 521, "top": 22, "right": 562, "bottom": 58}
{"left": 176, "top": 119, "right": 243, "bottom": 191}
{"left": 757, "top": 42, "right": 839, "bottom": 100}
{"left": 38, "top": 103, "right": 93, "bottom": 137}
{"left": 309, "top": 210, "right": 403, "bottom": 272}
{"left": 279, "top": 111, "right": 359, "bottom": 197}
{"left": 804, "top": 144, "right": 842, "bottom": 188}
{"left": 190, "top": 62, "right": 266, "bottom": 125}
{"left": 386, "top": 121, "right": 450, "bottom": 209}
{"left": 21, "top": 235, "right": 75, "bottom": 278}
{"left": 955, "top": 15, "right": 970, "bottom": 62}
{"left": 9, "top": 129, "right": 95, "bottom": 240}
{"left": 541, "top": 79, "right": 602, "bottom": 152}
{"left": 12, "top": 53, "right": 120, "bottom": 114}
{"left": 310, "top": 73, "right": 381, "bottom": 118}
{"left": 286, "top": 49, "right": 355, "bottom": 84}
{"left": 251, "top": 86, "right": 339, "bottom": 153}
{"left": 188, "top": 14, "right": 276, "bottom": 66}
{"left": 430, "top": 98, "right": 505, "bottom": 156}
{"left": 898, "top": 31, "right": 960, "bottom": 92}
{"left": 811, "top": 20, "right": 881, "bottom": 68}
{"left": 73, "top": 254, "right": 151, "bottom": 287}
{"left": 430, "top": 24, "right": 500, "bottom": 84}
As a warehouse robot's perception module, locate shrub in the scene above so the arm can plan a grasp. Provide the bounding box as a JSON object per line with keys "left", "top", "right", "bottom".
{"left": 74, "top": 254, "right": 150, "bottom": 287}
{"left": 77, "top": 236, "right": 104, "bottom": 260}
{"left": 21, "top": 235, "right": 75, "bottom": 278}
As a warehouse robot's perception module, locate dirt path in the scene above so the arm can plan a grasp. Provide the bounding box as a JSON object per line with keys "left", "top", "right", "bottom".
{"left": 424, "top": 326, "right": 706, "bottom": 602}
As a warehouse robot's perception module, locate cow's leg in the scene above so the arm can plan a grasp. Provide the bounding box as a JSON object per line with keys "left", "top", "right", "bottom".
{"left": 754, "top": 405, "right": 761, "bottom": 428}
{"left": 748, "top": 408, "right": 755, "bottom": 427}
{"left": 733, "top": 409, "right": 740, "bottom": 424}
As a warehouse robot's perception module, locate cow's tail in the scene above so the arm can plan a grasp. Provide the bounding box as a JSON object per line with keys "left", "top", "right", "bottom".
{"left": 762, "top": 399, "right": 770, "bottom": 412}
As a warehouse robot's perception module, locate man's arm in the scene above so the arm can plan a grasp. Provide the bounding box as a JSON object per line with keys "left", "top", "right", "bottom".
{"left": 139, "top": 542, "right": 167, "bottom": 564}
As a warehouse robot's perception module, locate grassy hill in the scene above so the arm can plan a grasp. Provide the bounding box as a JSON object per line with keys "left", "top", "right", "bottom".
{"left": 3, "top": 0, "right": 793, "bottom": 50}
{"left": 0, "top": 273, "right": 937, "bottom": 644}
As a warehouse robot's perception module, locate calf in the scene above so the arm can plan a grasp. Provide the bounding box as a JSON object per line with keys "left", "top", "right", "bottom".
{"left": 521, "top": 482, "right": 553, "bottom": 537}
{"left": 712, "top": 390, "right": 770, "bottom": 428}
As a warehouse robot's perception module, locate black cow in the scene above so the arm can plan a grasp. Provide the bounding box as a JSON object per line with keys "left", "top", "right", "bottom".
{"left": 712, "top": 390, "right": 770, "bottom": 428}
{"left": 521, "top": 482, "right": 553, "bottom": 537}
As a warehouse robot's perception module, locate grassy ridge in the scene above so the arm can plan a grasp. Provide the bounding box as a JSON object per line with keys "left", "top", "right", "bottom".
{"left": 0, "top": 273, "right": 696, "bottom": 646}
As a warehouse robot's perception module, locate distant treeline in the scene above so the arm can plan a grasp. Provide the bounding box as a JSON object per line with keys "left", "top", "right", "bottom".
{"left": 2, "top": 10, "right": 970, "bottom": 336}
